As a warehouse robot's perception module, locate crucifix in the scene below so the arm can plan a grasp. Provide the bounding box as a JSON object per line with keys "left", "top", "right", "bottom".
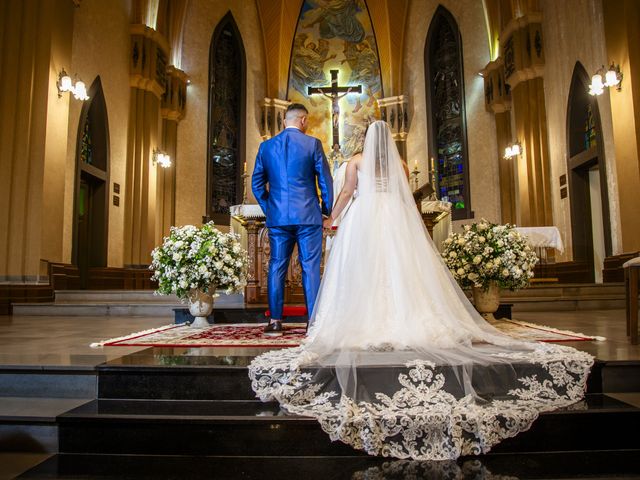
{"left": 308, "top": 69, "right": 362, "bottom": 149}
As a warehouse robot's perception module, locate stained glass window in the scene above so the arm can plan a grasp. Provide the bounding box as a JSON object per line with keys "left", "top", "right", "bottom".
{"left": 80, "top": 117, "right": 93, "bottom": 165}
{"left": 426, "top": 7, "right": 471, "bottom": 219}
{"left": 584, "top": 104, "right": 597, "bottom": 150}
{"left": 207, "top": 14, "right": 245, "bottom": 221}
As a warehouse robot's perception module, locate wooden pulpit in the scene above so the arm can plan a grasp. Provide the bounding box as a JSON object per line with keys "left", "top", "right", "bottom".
{"left": 412, "top": 183, "right": 450, "bottom": 240}
{"left": 231, "top": 205, "right": 333, "bottom": 305}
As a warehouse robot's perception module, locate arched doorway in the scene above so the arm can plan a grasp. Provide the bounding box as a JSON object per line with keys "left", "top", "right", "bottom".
{"left": 206, "top": 12, "right": 246, "bottom": 224}
{"left": 566, "top": 62, "right": 612, "bottom": 282}
{"left": 73, "top": 76, "right": 110, "bottom": 288}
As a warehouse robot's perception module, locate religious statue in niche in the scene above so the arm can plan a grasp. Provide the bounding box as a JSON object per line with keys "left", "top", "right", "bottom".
{"left": 288, "top": 0, "right": 383, "bottom": 158}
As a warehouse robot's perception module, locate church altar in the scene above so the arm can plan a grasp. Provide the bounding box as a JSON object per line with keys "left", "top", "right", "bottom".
{"left": 514, "top": 225, "right": 564, "bottom": 265}
{"left": 412, "top": 183, "right": 451, "bottom": 251}
{"left": 421, "top": 199, "right": 452, "bottom": 252}
{"left": 231, "top": 194, "right": 448, "bottom": 304}
{"left": 514, "top": 226, "right": 564, "bottom": 282}
{"left": 230, "top": 204, "right": 334, "bottom": 305}
{"left": 514, "top": 226, "right": 564, "bottom": 253}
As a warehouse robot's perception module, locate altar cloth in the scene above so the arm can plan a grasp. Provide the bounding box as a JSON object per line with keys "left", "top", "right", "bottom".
{"left": 515, "top": 226, "right": 564, "bottom": 252}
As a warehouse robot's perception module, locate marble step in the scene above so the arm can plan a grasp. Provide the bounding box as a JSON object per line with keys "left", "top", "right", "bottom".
{"left": 4, "top": 359, "right": 634, "bottom": 403}
{"left": 14, "top": 296, "right": 625, "bottom": 315}
{"left": 0, "top": 397, "right": 91, "bottom": 454}
{"left": 98, "top": 364, "right": 258, "bottom": 401}
{"left": 0, "top": 367, "right": 97, "bottom": 399}
{"left": 510, "top": 297, "right": 626, "bottom": 311}
{"left": 96, "top": 354, "right": 640, "bottom": 401}
{"left": 58, "top": 399, "right": 357, "bottom": 457}
{"left": 498, "top": 283, "right": 626, "bottom": 311}
{"left": 503, "top": 283, "right": 625, "bottom": 298}
{"left": 11, "top": 292, "right": 245, "bottom": 316}
{"left": 17, "top": 450, "right": 640, "bottom": 479}
{"left": 54, "top": 290, "right": 179, "bottom": 303}
{"left": 55, "top": 395, "right": 640, "bottom": 456}
{"left": 13, "top": 284, "right": 627, "bottom": 316}
{"left": 10, "top": 303, "right": 180, "bottom": 316}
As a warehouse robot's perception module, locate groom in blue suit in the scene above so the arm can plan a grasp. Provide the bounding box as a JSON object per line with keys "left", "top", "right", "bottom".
{"left": 252, "top": 104, "right": 333, "bottom": 336}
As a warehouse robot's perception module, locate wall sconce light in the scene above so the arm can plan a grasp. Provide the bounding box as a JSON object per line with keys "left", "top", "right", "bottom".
{"left": 589, "top": 63, "right": 623, "bottom": 96}
{"left": 153, "top": 149, "right": 172, "bottom": 168}
{"left": 57, "top": 68, "right": 90, "bottom": 101}
{"left": 504, "top": 142, "right": 522, "bottom": 159}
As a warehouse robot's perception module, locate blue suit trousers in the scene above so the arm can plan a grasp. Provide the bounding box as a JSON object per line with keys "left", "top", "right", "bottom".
{"left": 268, "top": 225, "right": 323, "bottom": 322}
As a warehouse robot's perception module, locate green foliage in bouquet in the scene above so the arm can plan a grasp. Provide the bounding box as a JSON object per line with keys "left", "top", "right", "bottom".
{"left": 441, "top": 219, "right": 538, "bottom": 291}
{"left": 150, "top": 222, "right": 249, "bottom": 300}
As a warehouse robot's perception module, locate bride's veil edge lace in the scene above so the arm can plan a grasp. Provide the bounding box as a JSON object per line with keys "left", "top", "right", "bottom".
{"left": 248, "top": 120, "right": 594, "bottom": 461}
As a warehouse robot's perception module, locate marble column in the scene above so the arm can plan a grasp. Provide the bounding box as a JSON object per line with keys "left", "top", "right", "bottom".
{"left": 501, "top": 13, "right": 553, "bottom": 227}
{"left": 123, "top": 24, "right": 169, "bottom": 266}
{"left": 482, "top": 59, "right": 516, "bottom": 224}
{"left": 260, "top": 98, "right": 290, "bottom": 140}
{"left": 0, "top": 0, "right": 74, "bottom": 282}
{"left": 378, "top": 95, "right": 409, "bottom": 160}
{"left": 158, "top": 66, "right": 188, "bottom": 238}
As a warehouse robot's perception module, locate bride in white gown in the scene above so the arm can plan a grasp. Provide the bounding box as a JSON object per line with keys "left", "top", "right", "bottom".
{"left": 249, "top": 121, "right": 594, "bottom": 460}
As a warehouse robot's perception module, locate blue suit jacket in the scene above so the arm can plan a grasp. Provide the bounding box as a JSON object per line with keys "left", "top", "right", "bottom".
{"left": 252, "top": 128, "right": 333, "bottom": 227}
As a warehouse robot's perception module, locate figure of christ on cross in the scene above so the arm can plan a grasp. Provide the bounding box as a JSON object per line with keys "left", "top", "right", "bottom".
{"left": 308, "top": 69, "right": 362, "bottom": 150}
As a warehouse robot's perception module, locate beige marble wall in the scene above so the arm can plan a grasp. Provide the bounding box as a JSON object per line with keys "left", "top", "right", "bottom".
{"left": 403, "top": 0, "right": 501, "bottom": 230}
{"left": 542, "top": 0, "right": 621, "bottom": 259}
{"left": 40, "top": 2, "right": 75, "bottom": 273}
{"left": 603, "top": 0, "right": 640, "bottom": 253}
{"left": 0, "top": 0, "right": 74, "bottom": 281}
{"left": 63, "top": 0, "right": 132, "bottom": 267}
{"left": 176, "top": 0, "right": 266, "bottom": 228}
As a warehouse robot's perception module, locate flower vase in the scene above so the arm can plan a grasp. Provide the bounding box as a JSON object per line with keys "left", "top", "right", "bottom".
{"left": 472, "top": 282, "right": 500, "bottom": 323}
{"left": 188, "top": 288, "right": 215, "bottom": 328}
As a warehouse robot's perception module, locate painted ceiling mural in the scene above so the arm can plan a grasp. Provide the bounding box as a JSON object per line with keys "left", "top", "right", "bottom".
{"left": 287, "top": 0, "right": 383, "bottom": 158}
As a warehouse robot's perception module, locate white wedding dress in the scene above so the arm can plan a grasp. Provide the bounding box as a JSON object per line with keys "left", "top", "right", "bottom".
{"left": 249, "top": 121, "right": 594, "bottom": 460}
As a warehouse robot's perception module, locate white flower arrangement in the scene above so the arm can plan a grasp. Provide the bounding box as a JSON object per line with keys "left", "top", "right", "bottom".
{"left": 150, "top": 222, "right": 249, "bottom": 300}
{"left": 441, "top": 219, "right": 538, "bottom": 291}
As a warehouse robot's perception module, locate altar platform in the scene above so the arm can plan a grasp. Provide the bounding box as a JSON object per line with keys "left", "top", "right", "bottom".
{"left": 0, "top": 308, "right": 640, "bottom": 478}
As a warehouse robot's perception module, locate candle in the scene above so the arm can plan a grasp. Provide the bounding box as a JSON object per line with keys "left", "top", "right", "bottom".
{"left": 414, "top": 160, "right": 418, "bottom": 171}
{"left": 243, "top": 160, "right": 247, "bottom": 174}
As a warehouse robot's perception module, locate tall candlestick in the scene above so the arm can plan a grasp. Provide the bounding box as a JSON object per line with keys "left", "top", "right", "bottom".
{"left": 429, "top": 157, "right": 435, "bottom": 186}
{"left": 242, "top": 161, "right": 249, "bottom": 204}
{"left": 411, "top": 160, "right": 420, "bottom": 192}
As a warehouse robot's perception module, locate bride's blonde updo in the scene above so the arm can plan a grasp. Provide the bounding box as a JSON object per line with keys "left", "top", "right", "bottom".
{"left": 348, "top": 116, "right": 376, "bottom": 156}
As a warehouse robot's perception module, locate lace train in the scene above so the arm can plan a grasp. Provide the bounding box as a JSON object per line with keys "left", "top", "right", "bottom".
{"left": 249, "top": 344, "right": 593, "bottom": 460}
{"left": 248, "top": 122, "right": 594, "bottom": 460}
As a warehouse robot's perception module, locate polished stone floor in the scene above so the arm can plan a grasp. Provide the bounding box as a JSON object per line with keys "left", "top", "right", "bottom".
{"left": 514, "top": 309, "right": 640, "bottom": 361}
{"left": 0, "top": 309, "right": 638, "bottom": 368}
{"left": 0, "top": 315, "right": 171, "bottom": 368}
{"left": 1, "top": 308, "right": 639, "bottom": 478}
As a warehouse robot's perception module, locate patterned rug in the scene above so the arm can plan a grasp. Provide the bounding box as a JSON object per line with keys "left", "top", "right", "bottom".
{"left": 91, "top": 323, "right": 308, "bottom": 348}
{"left": 90, "top": 319, "right": 604, "bottom": 348}
{"left": 492, "top": 318, "right": 605, "bottom": 342}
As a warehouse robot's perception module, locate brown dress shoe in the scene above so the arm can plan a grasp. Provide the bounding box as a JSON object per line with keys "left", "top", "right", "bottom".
{"left": 263, "top": 320, "right": 284, "bottom": 336}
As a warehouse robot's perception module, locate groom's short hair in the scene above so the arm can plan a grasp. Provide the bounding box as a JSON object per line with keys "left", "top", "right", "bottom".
{"left": 285, "top": 103, "right": 308, "bottom": 119}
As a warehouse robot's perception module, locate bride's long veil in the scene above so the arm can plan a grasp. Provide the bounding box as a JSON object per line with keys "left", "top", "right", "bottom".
{"left": 248, "top": 121, "right": 593, "bottom": 461}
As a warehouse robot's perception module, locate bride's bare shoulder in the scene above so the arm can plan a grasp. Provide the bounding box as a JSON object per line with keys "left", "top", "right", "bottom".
{"left": 350, "top": 153, "right": 363, "bottom": 166}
